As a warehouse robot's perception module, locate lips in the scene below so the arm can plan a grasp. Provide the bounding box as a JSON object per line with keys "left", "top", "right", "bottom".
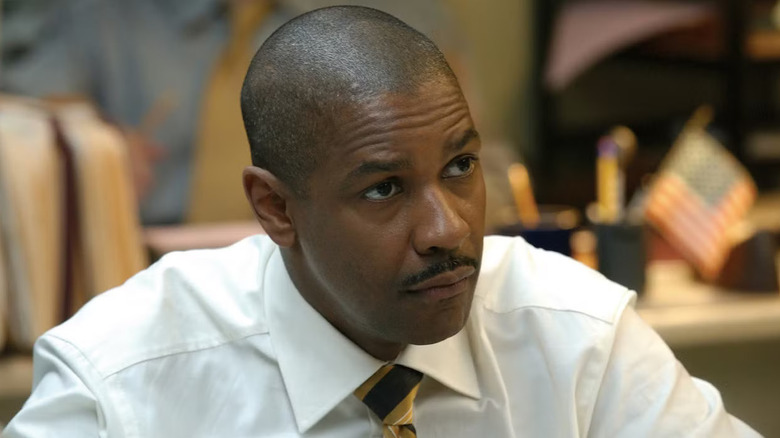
{"left": 406, "top": 265, "right": 476, "bottom": 293}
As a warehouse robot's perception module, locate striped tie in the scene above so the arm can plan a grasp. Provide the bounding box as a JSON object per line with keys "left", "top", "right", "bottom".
{"left": 355, "top": 364, "right": 424, "bottom": 438}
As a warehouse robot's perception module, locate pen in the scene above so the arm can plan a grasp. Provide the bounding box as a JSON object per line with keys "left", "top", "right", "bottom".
{"left": 597, "top": 137, "right": 622, "bottom": 224}
{"left": 507, "top": 163, "right": 540, "bottom": 229}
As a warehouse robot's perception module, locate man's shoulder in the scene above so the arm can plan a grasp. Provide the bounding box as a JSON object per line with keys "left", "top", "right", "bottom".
{"left": 45, "top": 234, "right": 279, "bottom": 377}
{"left": 476, "top": 235, "right": 635, "bottom": 326}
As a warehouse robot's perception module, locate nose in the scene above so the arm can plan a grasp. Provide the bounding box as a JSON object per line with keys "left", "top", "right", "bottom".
{"left": 411, "top": 186, "right": 470, "bottom": 255}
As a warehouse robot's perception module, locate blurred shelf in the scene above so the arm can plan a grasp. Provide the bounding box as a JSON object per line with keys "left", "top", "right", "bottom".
{"left": 748, "top": 29, "right": 780, "bottom": 61}
{"left": 639, "top": 28, "right": 780, "bottom": 64}
{"left": 144, "top": 221, "right": 265, "bottom": 259}
{"left": 535, "top": 0, "right": 780, "bottom": 196}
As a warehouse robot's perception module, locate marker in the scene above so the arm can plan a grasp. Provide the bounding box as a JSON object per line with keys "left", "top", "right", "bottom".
{"left": 610, "top": 125, "right": 637, "bottom": 168}
{"left": 571, "top": 229, "right": 598, "bottom": 270}
{"left": 597, "top": 137, "right": 622, "bottom": 224}
{"left": 507, "top": 163, "right": 540, "bottom": 229}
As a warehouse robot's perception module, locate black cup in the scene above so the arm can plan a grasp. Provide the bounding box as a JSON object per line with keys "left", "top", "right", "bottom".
{"left": 596, "top": 223, "right": 647, "bottom": 294}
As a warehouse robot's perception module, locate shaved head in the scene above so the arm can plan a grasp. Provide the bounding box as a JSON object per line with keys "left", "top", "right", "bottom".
{"left": 240, "top": 5, "right": 460, "bottom": 196}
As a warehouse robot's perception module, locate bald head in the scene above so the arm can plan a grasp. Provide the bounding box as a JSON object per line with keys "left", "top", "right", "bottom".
{"left": 240, "top": 6, "right": 460, "bottom": 196}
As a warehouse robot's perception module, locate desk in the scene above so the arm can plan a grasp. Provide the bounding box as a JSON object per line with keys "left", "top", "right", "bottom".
{"left": 636, "top": 255, "right": 780, "bottom": 436}
{"left": 638, "top": 256, "right": 780, "bottom": 348}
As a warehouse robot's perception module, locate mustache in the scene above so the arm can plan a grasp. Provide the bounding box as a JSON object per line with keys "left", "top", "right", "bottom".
{"left": 401, "top": 255, "right": 479, "bottom": 289}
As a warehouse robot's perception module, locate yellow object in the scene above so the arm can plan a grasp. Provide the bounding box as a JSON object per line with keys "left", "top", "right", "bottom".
{"left": 59, "top": 105, "right": 149, "bottom": 297}
{"left": 597, "top": 138, "right": 622, "bottom": 223}
{"left": 507, "top": 163, "right": 540, "bottom": 228}
{"left": 188, "top": 1, "right": 273, "bottom": 223}
{"left": 610, "top": 125, "right": 637, "bottom": 167}
{"left": 571, "top": 229, "right": 598, "bottom": 270}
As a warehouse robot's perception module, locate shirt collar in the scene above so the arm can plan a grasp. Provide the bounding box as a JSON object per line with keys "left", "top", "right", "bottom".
{"left": 265, "top": 249, "right": 384, "bottom": 433}
{"left": 264, "top": 248, "right": 481, "bottom": 433}
{"left": 397, "top": 327, "right": 481, "bottom": 401}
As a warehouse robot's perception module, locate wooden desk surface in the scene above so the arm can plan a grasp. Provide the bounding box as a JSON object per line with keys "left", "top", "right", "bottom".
{"left": 637, "top": 256, "right": 780, "bottom": 348}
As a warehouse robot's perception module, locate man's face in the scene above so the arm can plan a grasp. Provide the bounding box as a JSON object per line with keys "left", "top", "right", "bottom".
{"left": 286, "top": 79, "right": 486, "bottom": 360}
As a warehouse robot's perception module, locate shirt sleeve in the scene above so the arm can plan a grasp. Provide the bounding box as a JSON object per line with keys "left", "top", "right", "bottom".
{"left": 3, "top": 335, "right": 105, "bottom": 438}
{"left": 588, "top": 306, "right": 762, "bottom": 438}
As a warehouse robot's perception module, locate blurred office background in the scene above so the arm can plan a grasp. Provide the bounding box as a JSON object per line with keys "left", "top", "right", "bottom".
{"left": 1, "top": 0, "right": 780, "bottom": 435}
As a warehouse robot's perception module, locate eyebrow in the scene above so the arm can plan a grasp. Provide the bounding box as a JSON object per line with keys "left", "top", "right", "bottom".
{"left": 449, "top": 128, "right": 480, "bottom": 152}
{"left": 343, "top": 158, "right": 413, "bottom": 188}
{"left": 341, "top": 128, "right": 479, "bottom": 188}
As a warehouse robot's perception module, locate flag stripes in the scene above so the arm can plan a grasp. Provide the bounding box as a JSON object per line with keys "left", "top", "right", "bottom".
{"left": 644, "top": 129, "right": 756, "bottom": 280}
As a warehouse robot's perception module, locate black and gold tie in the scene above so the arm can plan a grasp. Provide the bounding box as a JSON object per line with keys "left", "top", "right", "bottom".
{"left": 354, "top": 364, "right": 424, "bottom": 438}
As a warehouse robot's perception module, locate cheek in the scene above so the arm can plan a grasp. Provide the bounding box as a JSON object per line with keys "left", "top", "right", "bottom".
{"left": 306, "top": 213, "right": 409, "bottom": 293}
{"left": 469, "top": 173, "right": 487, "bottom": 227}
{"left": 453, "top": 173, "right": 487, "bottom": 235}
{"left": 340, "top": 226, "right": 409, "bottom": 285}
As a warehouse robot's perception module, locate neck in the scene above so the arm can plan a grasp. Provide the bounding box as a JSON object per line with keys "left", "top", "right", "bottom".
{"left": 347, "top": 331, "right": 405, "bottom": 362}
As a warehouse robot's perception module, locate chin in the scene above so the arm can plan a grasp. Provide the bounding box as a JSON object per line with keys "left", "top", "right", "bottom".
{"left": 407, "top": 308, "right": 470, "bottom": 346}
{"left": 408, "top": 324, "right": 467, "bottom": 346}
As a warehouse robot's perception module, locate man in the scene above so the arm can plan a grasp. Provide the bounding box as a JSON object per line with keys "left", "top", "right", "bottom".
{"left": 3, "top": 6, "right": 759, "bottom": 437}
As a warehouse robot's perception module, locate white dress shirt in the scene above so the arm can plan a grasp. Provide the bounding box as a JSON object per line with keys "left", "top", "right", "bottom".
{"left": 3, "top": 235, "right": 760, "bottom": 437}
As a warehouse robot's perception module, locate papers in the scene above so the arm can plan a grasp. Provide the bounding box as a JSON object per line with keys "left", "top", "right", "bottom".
{"left": 0, "top": 98, "right": 62, "bottom": 349}
{"left": 0, "top": 97, "right": 147, "bottom": 351}
{"left": 57, "top": 104, "right": 148, "bottom": 302}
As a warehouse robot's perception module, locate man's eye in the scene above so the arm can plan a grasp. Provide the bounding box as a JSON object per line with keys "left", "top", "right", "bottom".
{"left": 363, "top": 181, "right": 402, "bottom": 201}
{"left": 442, "top": 156, "right": 477, "bottom": 178}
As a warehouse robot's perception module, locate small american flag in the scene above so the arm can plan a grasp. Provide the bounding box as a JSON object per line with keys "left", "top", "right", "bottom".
{"left": 644, "top": 129, "right": 756, "bottom": 280}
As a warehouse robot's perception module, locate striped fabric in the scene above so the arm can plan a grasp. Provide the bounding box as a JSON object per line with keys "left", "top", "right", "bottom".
{"left": 644, "top": 129, "right": 756, "bottom": 280}
{"left": 355, "top": 364, "right": 423, "bottom": 438}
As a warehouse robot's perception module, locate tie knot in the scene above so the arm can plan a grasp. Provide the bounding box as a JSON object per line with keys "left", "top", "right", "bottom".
{"left": 355, "top": 364, "right": 423, "bottom": 430}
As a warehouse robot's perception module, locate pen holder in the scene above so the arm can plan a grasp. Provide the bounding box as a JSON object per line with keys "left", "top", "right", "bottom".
{"left": 494, "top": 205, "right": 580, "bottom": 256}
{"left": 595, "top": 222, "right": 647, "bottom": 295}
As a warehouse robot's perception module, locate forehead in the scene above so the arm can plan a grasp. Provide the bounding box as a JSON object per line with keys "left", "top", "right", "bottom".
{"left": 328, "top": 81, "right": 473, "bottom": 159}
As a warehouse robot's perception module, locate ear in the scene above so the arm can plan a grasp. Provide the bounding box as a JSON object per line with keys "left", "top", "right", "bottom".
{"left": 243, "top": 166, "right": 296, "bottom": 247}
